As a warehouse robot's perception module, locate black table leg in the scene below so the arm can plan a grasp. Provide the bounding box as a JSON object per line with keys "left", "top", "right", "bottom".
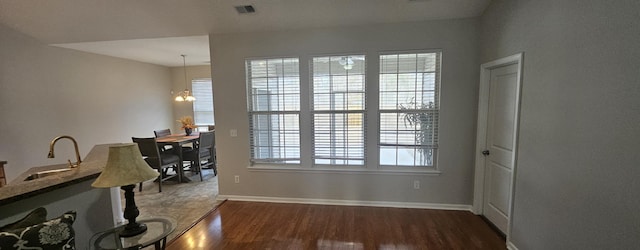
{"left": 156, "top": 237, "right": 167, "bottom": 250}
{"left": 174, "top": 142, "right": 191, "bottom": 183}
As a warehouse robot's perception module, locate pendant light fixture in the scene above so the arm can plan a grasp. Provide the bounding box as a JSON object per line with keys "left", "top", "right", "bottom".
{"left": 338, "top": 56, "right": 354, "bottom": 70}
{"left": 175, "top": 54, "right": 196, "bottom": 102}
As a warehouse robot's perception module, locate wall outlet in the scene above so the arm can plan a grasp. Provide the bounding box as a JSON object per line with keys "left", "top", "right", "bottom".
{"left": 230, "top": 129, "right": 238, "bottom": 137}
{"left": 234, "top": 175, "right": 240, "bottom": 183}
{"left": 413, "top": 180, "right": 420, "bottom": 189}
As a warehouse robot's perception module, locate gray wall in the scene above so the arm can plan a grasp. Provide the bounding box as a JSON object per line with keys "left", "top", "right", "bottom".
{"left": 0, "top": 23, "right": 174, "bottom": 182}
{"left": 480, "top": 0, "right": 640, "bottom": 249}
{"left": 210, "top": 19, "right": 480, "bottom": 205}
{"left": 0, "top": 23, "right": 175, "bottom": 245}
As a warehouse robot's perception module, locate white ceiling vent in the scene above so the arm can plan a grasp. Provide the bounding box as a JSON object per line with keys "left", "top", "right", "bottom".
{"left": 235, "top": 5, "right": 256, "bottom": 14}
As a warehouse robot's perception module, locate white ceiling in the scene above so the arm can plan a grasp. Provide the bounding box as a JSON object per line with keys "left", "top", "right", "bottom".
{"left": 52, "top": 36, "right": 211, "bottom": 67}
{"left": 0, "top": 0, "right": 491, "bottom": 67}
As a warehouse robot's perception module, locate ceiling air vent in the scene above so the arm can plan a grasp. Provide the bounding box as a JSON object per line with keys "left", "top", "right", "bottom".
{"left": 235, "top": 5, "right": 256, "bottom": 14}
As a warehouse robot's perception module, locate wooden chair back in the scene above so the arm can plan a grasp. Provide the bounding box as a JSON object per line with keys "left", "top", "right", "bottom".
{"left": 132, "top": 137, "right": 181, "bottom": 192}
{"left": 154, "top": 129, "right": 171, "bottom": 138}
{"left": 132, "top": 137, "right": 162, "bottom": 169}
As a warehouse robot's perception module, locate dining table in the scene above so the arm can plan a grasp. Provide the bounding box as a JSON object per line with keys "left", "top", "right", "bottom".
{"left": 155, "top": 133, "right": 199, "bottom": 183}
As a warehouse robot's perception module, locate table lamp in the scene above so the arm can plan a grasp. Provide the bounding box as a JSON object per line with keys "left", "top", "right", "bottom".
{"left": 92, "top": 143, "right": 160, "bottom": 237}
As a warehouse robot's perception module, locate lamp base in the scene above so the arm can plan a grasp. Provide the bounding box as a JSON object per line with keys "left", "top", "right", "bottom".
{"left": 119, "top": 222, "right": 147, "bottom": 238}
{"left": 119, "top": 184, "right": 146, "bottom": 238}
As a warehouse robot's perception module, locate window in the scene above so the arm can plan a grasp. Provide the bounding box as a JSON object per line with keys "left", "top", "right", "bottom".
{"left": 246, "top": 58, "right": 301, "bottom": 164}
{"left": 245, "top": 52, "right": 441, "bottom": 171}
{"left": 311, "top": 55, "right": 366, "bottom": 166}
{"left": 192, "top": 78, "right": 214, "bottom": 130}
{"left": 379, "top": 52, "right": 440, "bottom": 167}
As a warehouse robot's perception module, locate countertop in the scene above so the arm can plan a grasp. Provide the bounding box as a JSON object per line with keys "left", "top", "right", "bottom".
{"left": 0, "top": 144, "right": 115, "bottom": 206}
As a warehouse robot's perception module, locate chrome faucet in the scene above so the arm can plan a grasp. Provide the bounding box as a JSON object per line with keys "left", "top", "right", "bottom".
{"left": 48, "top": 135, "right": 82, "bottom": 168}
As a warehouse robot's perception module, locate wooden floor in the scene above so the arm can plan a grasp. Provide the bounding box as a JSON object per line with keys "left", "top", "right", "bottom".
{"left": 167, "top": 201, "right": 506, "bottom": 250}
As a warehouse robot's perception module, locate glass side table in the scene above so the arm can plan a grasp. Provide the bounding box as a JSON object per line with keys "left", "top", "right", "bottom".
{"left": 89, "top": 217, "right": 176, "bottom": 250}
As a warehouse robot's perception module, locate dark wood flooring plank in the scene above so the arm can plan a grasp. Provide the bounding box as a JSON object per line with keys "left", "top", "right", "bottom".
{"left": 167, "top": 201, "right": 506, "bottom": 250}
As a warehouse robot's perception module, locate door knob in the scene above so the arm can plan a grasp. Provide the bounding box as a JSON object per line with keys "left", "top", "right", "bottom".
{"left": 482, "top": 150, "right": 490, "bottom": 156}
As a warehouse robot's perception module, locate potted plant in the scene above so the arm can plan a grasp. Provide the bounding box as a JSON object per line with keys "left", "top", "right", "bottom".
{"left": 399, "top": 99, "right": 436, "bottom": 166}
{"left": 177, "top": 116, "right": 197, "bottom": 135}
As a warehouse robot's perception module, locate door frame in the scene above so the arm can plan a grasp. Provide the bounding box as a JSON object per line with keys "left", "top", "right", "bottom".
{"left": 472, "top": 53, "right": 524, "bottom": 239}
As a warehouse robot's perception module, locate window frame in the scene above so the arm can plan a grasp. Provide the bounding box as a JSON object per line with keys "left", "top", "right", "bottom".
{"left": 246, "top": 57, "right": 302, "bottom": 165}
{"left": 309, "top": 54, "right": 367, "bottom": 168}
{"left": 377, "top": 50, "right": 442, "bottom": 171}
{"left": 191, "top": 78, "right": 215, "bottom": 131}
{"left": 244, "top": 50, "right": 443, "bottom": 175}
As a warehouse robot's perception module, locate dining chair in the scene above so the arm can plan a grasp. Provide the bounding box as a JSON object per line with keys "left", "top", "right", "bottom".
{"left": 208, "top": 131, "right": 217, "bottom": 176}
{"left": 204, "top": 126, "right": 216, "bottom": 175}
{"left": 182, "top": 131, "right": 215, "bottom": 181}
{"left": 132, "top": 137, "right": 181, "bottom": 192}
{"left": 191, "top": 130, "right": 217, "bottom": 176}
{"left": 154, "top": 129, "right": 173, "bottom": 152}
{"left": 154, "top": 129, "right": 171, "bottom": 138}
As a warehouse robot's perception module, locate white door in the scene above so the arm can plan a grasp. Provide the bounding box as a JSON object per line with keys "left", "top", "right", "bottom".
{"left": 482, "top": 63, "right": 519, "bottom": 233}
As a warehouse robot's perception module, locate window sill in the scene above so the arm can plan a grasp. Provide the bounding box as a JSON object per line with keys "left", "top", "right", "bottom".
{"left": 247, "top": 164, "right": 442, "bottom": 175}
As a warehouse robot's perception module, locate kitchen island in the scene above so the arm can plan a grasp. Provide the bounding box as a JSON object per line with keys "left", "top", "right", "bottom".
{"left": 0, "top": 144, "right": 121, "bottom": 249}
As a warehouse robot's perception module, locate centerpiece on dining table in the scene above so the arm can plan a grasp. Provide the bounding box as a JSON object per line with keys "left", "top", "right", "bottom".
{"left": 177, "top": 116, "right": 197, "bottom": 135}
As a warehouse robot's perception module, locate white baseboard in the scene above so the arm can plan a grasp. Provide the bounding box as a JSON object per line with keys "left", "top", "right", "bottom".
{"left": 507, "top": 241, "right": 519, "bottom": 250}
{"left": 217, "top": 195, "right": 472, "bottom": 211}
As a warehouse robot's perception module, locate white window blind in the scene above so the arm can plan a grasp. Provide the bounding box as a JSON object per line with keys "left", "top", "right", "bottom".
{"left": 246, "top": 58, "right": 301, "bottom": 164}
{"left": 311, "top": 55, "right": 366, "bottom": 166}
{"left": 192, "top": 78, "right": 214, "bottom": 126}
{"left": 379, "top": 52, "right": 440, "bottom": 167}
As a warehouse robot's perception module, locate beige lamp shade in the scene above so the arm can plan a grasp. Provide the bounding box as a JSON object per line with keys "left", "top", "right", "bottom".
{"left": 92, "top": 143, "right": 159, "bottom": 188}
